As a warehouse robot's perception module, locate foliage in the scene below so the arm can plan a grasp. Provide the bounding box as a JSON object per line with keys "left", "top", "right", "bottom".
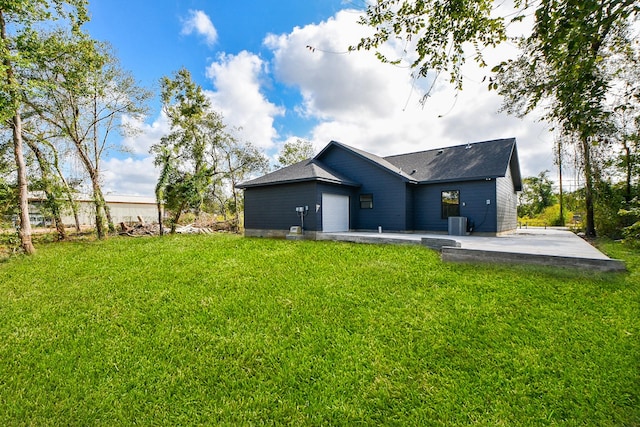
{"left": 619, "top": 197, "right": 640, "bottom": 247}
{"left": 496, "top": 0, "right": 636, "bottom": 134}
{"left": 0, "top": 177, "right": 16, "bottom": 223}
{"left": 0, "top": 142, "right": 16, "bottom": 222}
{"left": 22, "top": 36, "right": 151, "bottom": 239}
{"left": 1, "top": 0, "right": 95, "bottom": 253}
{"left": 356, "top": 0, "right": 638, "bottom": 238}
{"left": 153, "top": 68, "right": 269, "bottom": 229}
{"left": 152, "top": 68, "right": 226, "bottom": 228}
{"left": 607, "top": 45, "right": 640, "bottom": 204}
{"left": 277, "top": 139, "right": 315, "bottom": 167}
{"left": 0, "top": 0, "right": 90, "bottom": 123}
{"left": 0, "top": 235, "right": 638, "bottom": 425}
{"left": 518, "top": 177, "right": 639, "bottom": 238}
{"left": 354, "top": 0, "right": 507, "bottom": 90}
{"left": 592, "top": 180, "right": 633, "bottom": 238}
{"left": 517, "top": 170, "right": 556, "bottom": 218}
{"left": 219, "top": 137, "right": 269, "bottom": 224}
{"left": 519, "top": 203, "right": 573, "bottom": 228}
{"left": 496, "top": 1, "right": 638, "bottom": 237}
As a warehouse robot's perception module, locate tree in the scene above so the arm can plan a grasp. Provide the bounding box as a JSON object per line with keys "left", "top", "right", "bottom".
{"left": 518, "top": 170, "right": 556, "bottom": 218}
{"left": 277, "top": 139, "right": 315, "bottom": 167}
{"left": 356, "top": 0, "right": 638, "bottom": 237}
{"left": 220, "top": 137, "right": 269, "bottom": 226}
{"left": 496, "top": 0, "right": 638, "bottom": 237}
{"left": 24, "top": 38, "right": 150, "bottom": 239}
{"left": 0, "top": 140, "right": 16, "bottom": 225}
{"left": 23, "top": 134, "right": 67, "bottom": 240}
{"left": 152, "top": 68, "right": 226, "bottom": 231}
{"left": 0, "top": 2, "right": 89, "bottom": 252}
{"left": 154, "top": 145, "right": 172, "bottom": 236}
{"left": 354, "top": 0, "right": 506, "bottom": 90}
{"left": 608, "top": 46, "right": 640, "bottom": 206}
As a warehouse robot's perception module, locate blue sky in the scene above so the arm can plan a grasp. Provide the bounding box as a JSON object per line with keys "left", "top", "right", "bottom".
{"left": 83, "top": 0, "right": 558, "bottom": 197}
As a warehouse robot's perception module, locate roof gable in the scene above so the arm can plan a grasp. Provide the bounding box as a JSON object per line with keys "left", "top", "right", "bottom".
{"left": 315, "top": 141, "right": 417, "bottom": 182}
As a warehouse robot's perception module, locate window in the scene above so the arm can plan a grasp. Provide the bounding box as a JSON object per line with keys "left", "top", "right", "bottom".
{"left": 359, "top": 194, "right": 373, "bottom": 209}
{"left": 441, "top": 190, "right": 460, "bottom": 219}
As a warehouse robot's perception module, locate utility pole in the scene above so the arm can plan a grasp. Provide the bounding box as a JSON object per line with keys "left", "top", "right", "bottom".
{"left": 556, "top": 136, "right": 564, "bottom": 226}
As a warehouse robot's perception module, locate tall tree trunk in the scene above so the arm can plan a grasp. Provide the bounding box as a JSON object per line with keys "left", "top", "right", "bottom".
{"left": 157, "top": 201, "right": 164, "bottom": 236}
{"left": 12, "top": 113, "right": 36, "bottom": 253}
{"left": 72, "top": 134, "right": 109, "bottom": 238}
{"left": 170, "top": 201, "right": 186, "bottom": 234}
{"left": 71, "top": 203, "right": 81, "bottom": 232}
{"left": 624, "top": 143, "right": 631, "bottom": 205}
{"left": 91, "top": 90, "right": 114, "bottom": 235}
{"left": 103, "top": 197, "right": 115, "bottom": 233}
{"left": 1, "top": 10, "right": 35, "bottom": 254}
{"left": 581, "top": 136, "right": 596, "bottom": 237}
{"left": 90, "top": 172, "right": 107, "bottom": 239}
{"left": 231, "top": 181, "right": 239, "bottom": 231}
{"left": 52, "top": 164, "right": 81, "bottom": 232}
{"left": 37, "top": 138, "right": 82, "bottom": 232}
{"left": 557, "top": 138, "right": 564, "bottom": 227}
{"left": 46, "top": 192, "right": 66, "bottom": 240}
{"left": 27, "top": 139, "right": 67, "bottom": 240}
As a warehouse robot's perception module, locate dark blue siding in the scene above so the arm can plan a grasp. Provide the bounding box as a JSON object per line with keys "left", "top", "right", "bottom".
{"left": 244, "top": 143, "right": 519, "bottom": 235}
{"left": 320, "top": 148, "right": 408, "bottom": 231}
{"left": 405, "top": 185, "right": 415, "bottom": 230}
{"left": 413, "top": 181, "right": 497, "bottom": 233}
{"left": 244, "top": 182, "right": 319, "bottom": 231}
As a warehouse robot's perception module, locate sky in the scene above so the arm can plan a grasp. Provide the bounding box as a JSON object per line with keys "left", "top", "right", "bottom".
{"left": 83, "top": 0, "right": 560, "bottom": 197}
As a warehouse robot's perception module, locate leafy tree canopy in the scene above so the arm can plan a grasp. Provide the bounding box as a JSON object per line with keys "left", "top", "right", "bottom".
{"left": 518, "top": 170, "right": 556, "bottom": 218}
{"left": 277, "top": 139, "right": 315, "bottom": 167}
{"left": 354, "top": 0, "right": 506, "bottom": 90}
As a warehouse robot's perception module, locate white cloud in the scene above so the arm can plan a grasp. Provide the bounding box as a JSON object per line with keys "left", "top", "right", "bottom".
{"left": 264, "top": 12, "right": 411, "bottom": 120}
{"left": 98, "top": 113, "right": 171, "bottom": 196}
{"left": 205, "top": 51, "right": 284, "bottom": 150}
{"left": 121, "top": 112, "right": 171, "bottom": 156}
{"left": 181, "top": 10, "right": 218, "bottom": 47}
{"left": 102, "top": 7, "right": 557, "bottom": 198}
{"left": 264, "top": 9, "right": 555, "bottom": 179}
{"left": 102, "top": 156, "right": 159, "bottom": 197}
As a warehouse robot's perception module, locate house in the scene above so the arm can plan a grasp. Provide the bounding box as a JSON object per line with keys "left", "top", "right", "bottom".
{"left": 237, "top": 138, "right": 522, "bottom": 238}
{"left": 27, "top": 193, "right": 158, "bottom": 227}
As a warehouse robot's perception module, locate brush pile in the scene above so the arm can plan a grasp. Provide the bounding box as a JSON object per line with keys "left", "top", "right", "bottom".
{"left": 118, "top": 216, "right": 239, "bottom": 236}
{"left": 118, "top": 218, "right": 162, "bottom": 237}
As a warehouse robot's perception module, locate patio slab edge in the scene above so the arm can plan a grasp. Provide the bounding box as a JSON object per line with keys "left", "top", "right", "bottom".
{"left": 441, "top": 247, "right": 626, "bottom": 272}
{"left": 316, "top": 233, "right": 422, "bottom": 246}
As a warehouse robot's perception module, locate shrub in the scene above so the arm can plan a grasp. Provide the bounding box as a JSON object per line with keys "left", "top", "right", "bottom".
{"left": 518, "top": 204, "right": 573, "bottom": 228}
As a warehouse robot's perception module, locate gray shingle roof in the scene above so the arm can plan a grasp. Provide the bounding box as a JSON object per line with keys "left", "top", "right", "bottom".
{"left": 384, "top": 138, "right": 520, "bottom": 185}
{"left": 237, "top": 138, "right": 521, "bottom": 190}
{"left": 236, "top": 158, "right": 359, "bottom": 188}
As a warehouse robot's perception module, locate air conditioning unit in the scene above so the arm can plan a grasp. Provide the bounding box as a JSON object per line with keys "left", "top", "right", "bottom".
{"left": 448, "top": 216, "right": 467, "bottom": 236}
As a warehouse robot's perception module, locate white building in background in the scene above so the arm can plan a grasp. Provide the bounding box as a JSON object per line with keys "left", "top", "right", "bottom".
{"left": 28, "top": 193, "right": 158, "bottom": 227}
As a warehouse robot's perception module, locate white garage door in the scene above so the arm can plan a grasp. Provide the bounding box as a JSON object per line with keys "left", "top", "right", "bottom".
{"left": 322, "top": 193, "right": 349, "bottom": 232}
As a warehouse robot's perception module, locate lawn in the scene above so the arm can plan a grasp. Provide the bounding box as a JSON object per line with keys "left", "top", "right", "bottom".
{"left": 0, "top": 234, "right": 638, "bottom": 425}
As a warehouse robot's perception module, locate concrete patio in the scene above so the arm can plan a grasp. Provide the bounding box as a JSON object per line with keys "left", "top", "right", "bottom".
{"left": 314, "top": 227, "right": 626, "bottom": 272}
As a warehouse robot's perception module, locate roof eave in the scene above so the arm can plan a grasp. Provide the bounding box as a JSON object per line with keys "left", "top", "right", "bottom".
{"left": 237, "top": 176, "right": 360, "bottom": 189}
{"left": 417, "top": 175, "right": 503, "bottom": 185}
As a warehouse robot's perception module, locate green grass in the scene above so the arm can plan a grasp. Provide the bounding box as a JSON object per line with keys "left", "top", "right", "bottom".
{"left": 0, "top": 234, "right": 638, "bottom": 426}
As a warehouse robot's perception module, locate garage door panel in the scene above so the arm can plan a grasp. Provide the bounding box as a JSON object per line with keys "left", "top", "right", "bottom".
{"left": 322, "top": 194, "right": 349, "bottom": 232}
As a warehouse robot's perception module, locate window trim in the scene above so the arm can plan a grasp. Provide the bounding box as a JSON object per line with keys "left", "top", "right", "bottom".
{"left": 441, "top": 190, "right": 460, "bottom": 219}
{"left": 359, "top": 194, "right": 373, "bottom": 209}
